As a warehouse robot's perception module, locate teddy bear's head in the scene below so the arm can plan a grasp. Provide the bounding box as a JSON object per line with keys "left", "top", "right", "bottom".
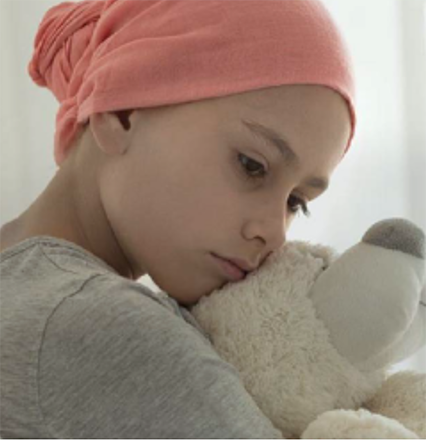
{"left": 190, "top": 218, "right": 425, "bottom": 438}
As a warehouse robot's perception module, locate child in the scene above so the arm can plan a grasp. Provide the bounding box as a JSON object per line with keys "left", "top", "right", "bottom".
{"left": 0, "top": 0, "right": 356, "bottom": 437}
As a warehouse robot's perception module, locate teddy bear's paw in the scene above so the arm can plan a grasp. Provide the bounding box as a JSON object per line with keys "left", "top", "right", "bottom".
{"left": 301, "top": 408, "right": 419, "bottom": 439}
{"left": 364, "top": 370, "right": 426, "bottom": 438}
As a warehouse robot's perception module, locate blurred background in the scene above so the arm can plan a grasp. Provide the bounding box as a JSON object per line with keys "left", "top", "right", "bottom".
{"left": 1, "top": 0, "right": 425, "bottom": 373}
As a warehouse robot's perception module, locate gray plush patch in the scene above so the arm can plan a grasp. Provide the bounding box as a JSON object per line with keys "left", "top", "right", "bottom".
{"left": 362, "top": 218, "right": 425, "bottom": 259}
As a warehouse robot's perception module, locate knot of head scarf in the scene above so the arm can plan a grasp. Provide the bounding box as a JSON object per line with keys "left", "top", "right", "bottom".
{"left": 28, "top": 0, "right": 357, "bottom": 167}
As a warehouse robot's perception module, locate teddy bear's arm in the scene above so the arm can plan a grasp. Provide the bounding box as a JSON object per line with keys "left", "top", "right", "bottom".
{"left": 362, "top": 370, "right": 426, "bottom": 438}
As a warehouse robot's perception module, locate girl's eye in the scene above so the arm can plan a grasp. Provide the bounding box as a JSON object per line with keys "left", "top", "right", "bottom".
{"left": 288, "top": 195, "right": 311, "bottom": 218}
{"left": 237, "top": 153, "right": 268, "bottom": 180}
{"left": 236, "top": 153, "right": 311, "bottom": 218}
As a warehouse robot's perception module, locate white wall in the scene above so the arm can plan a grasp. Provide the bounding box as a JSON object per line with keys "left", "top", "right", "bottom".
{"left": 1, "top": 0, "right": 59, "bottom": 222}
{"left": 1, "top": 0, "right": 425, "bottom": 372}
{"left": 400, "top": 0, "right": 426, "bottom": 230}
{"left": 392, "top": 0, "right": 426, "bottom": 373}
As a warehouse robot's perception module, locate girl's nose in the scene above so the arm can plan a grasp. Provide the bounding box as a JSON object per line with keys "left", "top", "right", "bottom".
{"left": 247, "top": 215, "right": 287, "bottom": 257}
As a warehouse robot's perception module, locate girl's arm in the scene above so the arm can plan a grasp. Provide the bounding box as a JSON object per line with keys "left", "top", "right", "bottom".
{"left": 38, "top": 278, "right": 282, "bottom": 439}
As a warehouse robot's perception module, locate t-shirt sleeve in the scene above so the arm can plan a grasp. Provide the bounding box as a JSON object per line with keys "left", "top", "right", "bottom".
{"left": 38, "top": 276, "right": 283, "bottom": 439}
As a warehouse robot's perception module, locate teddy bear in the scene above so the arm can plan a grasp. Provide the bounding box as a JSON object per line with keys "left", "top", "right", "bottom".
{"left": 188, "top": 218, "right": 426, "bottom": 439}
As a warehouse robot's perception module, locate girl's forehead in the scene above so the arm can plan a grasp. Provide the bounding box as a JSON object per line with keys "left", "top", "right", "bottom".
{"left": 201, "top": 85, "right": 350, "bottom": 125}
{"left": 208, "top": 86, "right": 351, "bottom": 134}
{"left": 133, "top": 85, "right": 350, "bottom": 161}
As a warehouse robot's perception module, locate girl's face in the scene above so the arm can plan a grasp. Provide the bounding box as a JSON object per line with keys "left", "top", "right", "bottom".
{"left": 95, "top": 85, "right": 351, "bottom": 306}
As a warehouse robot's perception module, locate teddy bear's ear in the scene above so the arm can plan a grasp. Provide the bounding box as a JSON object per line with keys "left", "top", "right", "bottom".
{"left": 309, "top": 218, "right": 425, "bottom": 372}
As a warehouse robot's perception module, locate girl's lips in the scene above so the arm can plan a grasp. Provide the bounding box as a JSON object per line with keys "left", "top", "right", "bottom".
{"left": 211, "top": 253, "right": 246, "bottom": 282}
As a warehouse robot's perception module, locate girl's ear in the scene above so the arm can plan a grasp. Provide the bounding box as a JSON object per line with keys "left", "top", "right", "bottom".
{"left": 89, "top": 110, "right": 136, "bottom": 156}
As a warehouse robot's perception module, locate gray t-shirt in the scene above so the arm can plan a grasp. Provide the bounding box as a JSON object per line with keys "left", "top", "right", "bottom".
{"left": 0, "top": 236, "right": 282, "bottom": 439}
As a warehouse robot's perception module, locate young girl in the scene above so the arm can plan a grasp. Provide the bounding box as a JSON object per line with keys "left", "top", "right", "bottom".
{"left": 0, "top": 0, "right": 355, "bottom": 437}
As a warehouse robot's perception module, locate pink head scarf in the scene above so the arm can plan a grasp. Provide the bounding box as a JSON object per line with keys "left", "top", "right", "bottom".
{"left": 29, "top": 0, "right": 356, "bottom": 167}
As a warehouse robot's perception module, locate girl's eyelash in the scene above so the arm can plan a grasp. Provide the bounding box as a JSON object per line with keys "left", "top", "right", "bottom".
{"left": 236, "top": 153, "right": 311, "bottom": 218}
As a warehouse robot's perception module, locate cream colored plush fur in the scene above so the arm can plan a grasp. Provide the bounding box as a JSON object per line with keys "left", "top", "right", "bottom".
{"left": 189, "top": 219, "right": 426, "bottom": 439}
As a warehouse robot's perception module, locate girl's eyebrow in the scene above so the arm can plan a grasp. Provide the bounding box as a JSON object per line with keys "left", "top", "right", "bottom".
{"left": 241, "top": 118, "right": 329, "bottom": 193}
